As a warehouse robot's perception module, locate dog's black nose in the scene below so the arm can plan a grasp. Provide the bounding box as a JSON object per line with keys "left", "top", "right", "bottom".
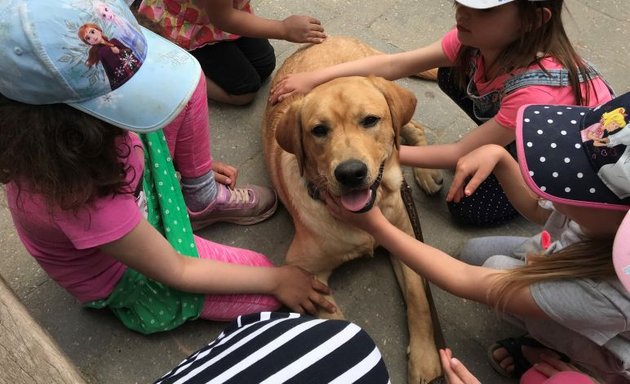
{"left": 335, "top": 160, "right": 368, "bottom": 187}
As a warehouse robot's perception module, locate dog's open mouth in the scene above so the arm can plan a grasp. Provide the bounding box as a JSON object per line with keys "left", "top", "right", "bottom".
{"left": 339, "top": 162, "right": 384, "bottom": 213}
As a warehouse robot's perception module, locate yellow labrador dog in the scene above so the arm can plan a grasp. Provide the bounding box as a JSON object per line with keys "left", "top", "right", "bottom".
{"left": 262, "top": 36, "right": 442, "bottom": 383}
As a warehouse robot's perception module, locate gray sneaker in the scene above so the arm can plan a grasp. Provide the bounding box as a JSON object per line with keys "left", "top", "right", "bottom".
{"left": 188, "top": 184, "right": 278, "bottom": 230}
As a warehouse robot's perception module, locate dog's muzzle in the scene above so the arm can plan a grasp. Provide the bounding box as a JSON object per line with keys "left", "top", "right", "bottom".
{"left": 307, "top": 160, "right": 384, "bottom": 213}
{"left": 337, "top": 160, "right": 384, "bottom": 213}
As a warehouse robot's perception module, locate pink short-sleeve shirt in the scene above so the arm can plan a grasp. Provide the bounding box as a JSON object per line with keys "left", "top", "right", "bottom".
{"left": 5, "top": 133, "right": 145, "bottom": 303}
{"left": 441, "top": 28, "right": 612, "bottom": 130}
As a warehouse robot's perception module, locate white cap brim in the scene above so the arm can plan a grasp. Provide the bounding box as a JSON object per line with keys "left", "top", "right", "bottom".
{"left": 455, "top": 0, "right": 516, "bottom": 9}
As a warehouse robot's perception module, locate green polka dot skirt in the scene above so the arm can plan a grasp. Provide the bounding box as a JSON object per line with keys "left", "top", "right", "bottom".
{"left": 86, "top": 130, "right": 203, "bottom": 334}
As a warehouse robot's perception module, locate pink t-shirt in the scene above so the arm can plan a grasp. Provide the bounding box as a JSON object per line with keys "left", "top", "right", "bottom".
{"left": 440, "top": 28, "right": 612, "bottom": 129}
{"left": 5, "top": 133, "right": 145, "bottom": 303}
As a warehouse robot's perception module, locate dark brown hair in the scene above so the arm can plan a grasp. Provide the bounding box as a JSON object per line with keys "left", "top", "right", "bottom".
{"left": 453, "top": 0, "right": 594, "bottom": 105}
{"left": 0, "top": 94, "right": 133, "bottom": 211}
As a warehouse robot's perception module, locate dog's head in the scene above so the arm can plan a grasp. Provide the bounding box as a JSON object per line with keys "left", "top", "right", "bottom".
{"left": 275, "top": 76, "right": 416, "bottom": 212}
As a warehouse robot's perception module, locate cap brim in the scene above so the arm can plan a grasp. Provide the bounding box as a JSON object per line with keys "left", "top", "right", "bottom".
{"left": 454, "top": 0, "right": 515, "bottom": 9}
{"left": 614, "top": 211, "right": 630, "bottom": 292}
{"left": 516, "top": 104, "right": 628, "bottom": 211}
{"left": 70, "top": 27, "right": 201, "bottom": 133}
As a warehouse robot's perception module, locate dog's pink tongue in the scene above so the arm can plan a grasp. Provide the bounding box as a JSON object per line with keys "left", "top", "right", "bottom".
{"left": 340, "top": 189, "right": 372, "bottom": 212}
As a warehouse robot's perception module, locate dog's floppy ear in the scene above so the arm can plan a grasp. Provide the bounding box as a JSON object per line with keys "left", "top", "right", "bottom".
{"left": 369, "top": 76, "right": 417, "bottom": 148}
{"left": 275, "top": 99, "right": 306, "bottom": 175}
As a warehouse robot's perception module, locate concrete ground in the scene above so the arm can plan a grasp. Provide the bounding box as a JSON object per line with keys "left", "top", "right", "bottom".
{"left": 1, "top": 1, "right": 628, "bottom": 383}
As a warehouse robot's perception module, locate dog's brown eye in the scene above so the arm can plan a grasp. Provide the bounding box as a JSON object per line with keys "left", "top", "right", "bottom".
{"left": 361, "top": 115, "right": 380, "bottom": 128}
{"left": 311, "top": 124, "right": 329, "bottom": 137}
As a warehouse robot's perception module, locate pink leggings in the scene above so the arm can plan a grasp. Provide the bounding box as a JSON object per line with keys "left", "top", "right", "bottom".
{"left": 161, "top": 75, "right": 280, "bottom": 320}
{"left": 162, "top": 74, "right": 213, "bottom": 179}
{"left": 520, "top": 368, "right": 594, "bottom": 384}
{"left": 194, "top": 236, "right": 280, "bottom": 321}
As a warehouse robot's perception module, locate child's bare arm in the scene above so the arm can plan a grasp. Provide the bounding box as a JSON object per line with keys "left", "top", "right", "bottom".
{"left": 269, "top": 38, "right": 449, "bottom": 104}
{"left": 100, "top": 219, "right": 335, "bottom": 314}
{"left": 324, "top": 196, "right": 548, "bottom": 317}
{"left": 196, "top": 0, "right": 325, "bottom": 43}
{"left": 447, "top": 144, "right": 550, "bottom": 225}
{"left": 399, "top": 118, "right": 516, "bottom": 170}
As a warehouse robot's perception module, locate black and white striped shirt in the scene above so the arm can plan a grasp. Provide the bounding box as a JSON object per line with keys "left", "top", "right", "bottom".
{"left": 156, "top": 312, "right": 391, "bottom": 384}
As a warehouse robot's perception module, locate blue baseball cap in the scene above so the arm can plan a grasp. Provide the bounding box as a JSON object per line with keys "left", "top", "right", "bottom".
{"left": 0, "top": 0, "right": 201, "bottom": 132}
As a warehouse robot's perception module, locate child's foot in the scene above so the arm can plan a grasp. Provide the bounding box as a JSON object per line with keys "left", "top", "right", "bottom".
{"left": 188, "top": 184, "right": 278, "bottom": 230}
{"left": 487, "top": 335, "right": 568, "bottom": 379}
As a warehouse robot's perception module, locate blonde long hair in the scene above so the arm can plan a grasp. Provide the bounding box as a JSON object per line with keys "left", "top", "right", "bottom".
{"left": 489, "top": 240, "right": 614, "bottom": 311}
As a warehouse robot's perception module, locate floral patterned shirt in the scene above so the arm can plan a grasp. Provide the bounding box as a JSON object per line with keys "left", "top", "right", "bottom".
{"left": 138, "top": 0, "right": 252, "bottom": 50}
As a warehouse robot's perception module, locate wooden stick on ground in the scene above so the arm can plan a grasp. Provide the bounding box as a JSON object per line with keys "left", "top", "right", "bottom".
{"left": 0, "top": 275, "right": 85, "bottom": 384}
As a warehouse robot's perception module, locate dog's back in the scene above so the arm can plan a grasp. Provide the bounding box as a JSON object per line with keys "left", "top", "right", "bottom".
{"left": 275, "top": 36, "right": 379, "bottom": 78}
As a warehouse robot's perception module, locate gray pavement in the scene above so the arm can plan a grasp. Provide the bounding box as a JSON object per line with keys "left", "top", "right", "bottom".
{"left": 1, "top": 1, "right": 629, "bottom": 383}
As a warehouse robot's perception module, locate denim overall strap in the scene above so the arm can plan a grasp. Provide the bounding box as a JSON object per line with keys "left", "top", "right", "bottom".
{"left": 465, "top": 61, "right": 613, "bottom": 124}
{"left": 503, "top": 63, "right": 613, "bottom": 96}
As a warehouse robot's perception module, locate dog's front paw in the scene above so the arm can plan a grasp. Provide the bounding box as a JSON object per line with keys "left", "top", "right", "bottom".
{"left": 413, "top": 168, "right": 443, "bottom": 195}
{"left": 408, "top": 352, "right": 442, "bottom": 384}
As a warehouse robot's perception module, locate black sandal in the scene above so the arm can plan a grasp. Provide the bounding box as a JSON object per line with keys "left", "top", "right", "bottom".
{"left": 487, "top": 335, "right": 569, "bottom": 379}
